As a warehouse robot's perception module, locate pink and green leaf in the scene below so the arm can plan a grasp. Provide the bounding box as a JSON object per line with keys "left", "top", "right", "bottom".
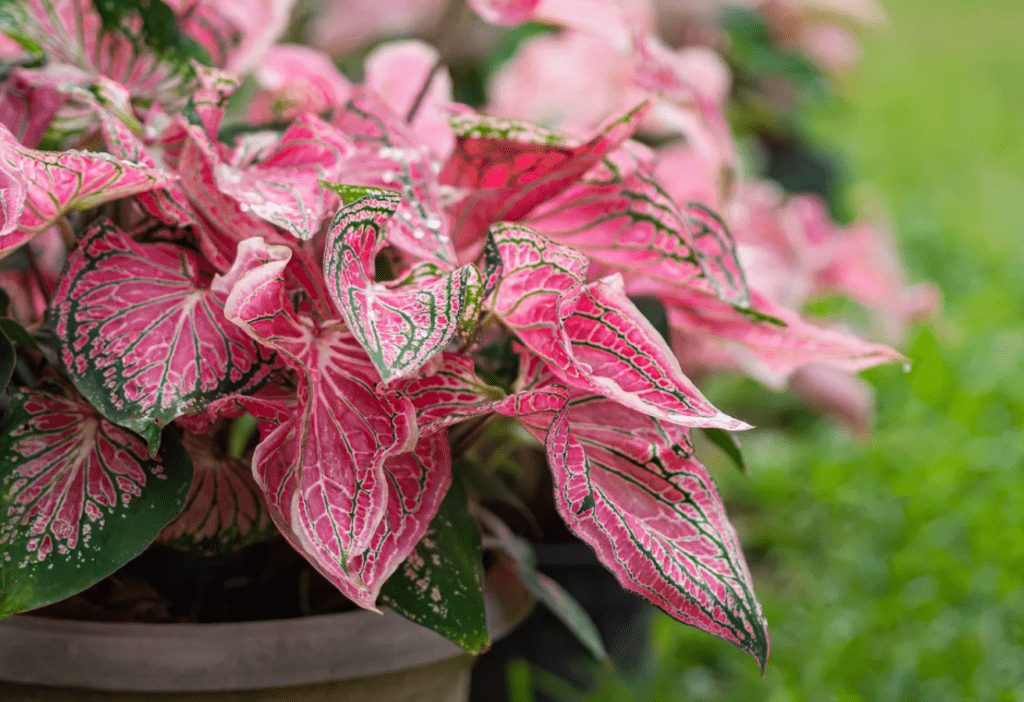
{"left": 323, "top": 190, "right": 484, "bottom": 383}
{"left": 0, "top": 125, "right": 176, "bottom": 235}
{"left": 487, "top": 224, "right": 747, "bottom": 430}
{"left": 0, "top": 389, "right": 193, "bottom": 617}
{"left": 542, "top": 395, "right": 769, "bottom": 670}
{"left": 49, "top": 219, "right": 277, "bottom": 454}
{"left": 441, "top": 103, "right": 649, "bottom": 250}
{"left": 525, "top": 144, "right": 751, "bottom": 308}
{"left": 648, "top": 283, "right": 904, "bottom": 388}
{"left": 158, "top": 431, "right": 276, "bottom": 554}
{"left": 380, "top": 474, "right": 489, "bottom": 653}
{"left": 396, "top": 352, "right": 507, "bottom": 436}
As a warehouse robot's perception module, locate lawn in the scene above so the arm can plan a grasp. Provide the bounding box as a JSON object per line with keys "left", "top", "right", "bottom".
{"left": 566, "top": 1, "right": 1024, "bottom": 700}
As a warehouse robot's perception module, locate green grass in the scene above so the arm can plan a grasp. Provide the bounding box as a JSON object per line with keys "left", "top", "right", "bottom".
{"left": 562, "top": 1, "right": 1024, "bottom": 700}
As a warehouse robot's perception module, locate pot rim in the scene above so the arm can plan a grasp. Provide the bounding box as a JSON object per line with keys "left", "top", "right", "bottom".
{"left": 0, "top": 594, "right": 529, "bottom": 692}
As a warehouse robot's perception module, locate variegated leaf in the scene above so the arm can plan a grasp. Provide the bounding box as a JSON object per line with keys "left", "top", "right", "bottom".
{"left": 0, "top": 389, "right": 193, "bottom": 617}
{"left": 0, "top": 0, "right": 195, "bottom": 111}
{"left": 323, "top": 190, "right": 484, "bottom": 383}
{"left": 158, "top": 432, "right": 276, "bottom": 554}
{"left": 441, "top": 103, "right": 648, "bottom": 252}
{"left": 497, "top": 372, "right": 770, "bottom": 671}
{"left": 396, "top": 353, "right": 507, "bottom": 436}
{"left": 525, "top": 143, "right": 751, "bottom": 309}
{"left": 223, "top": 238, "right": 435, "bottom": 608}
{"left": 213, "top": 116, "right": 355, "bottom": 241}
{"left": 0, "top": 67, "right": 66, "bottom": 148}
{"left": 541, "top": 395, "right": 769, "bottom": 670}
{"left": 0, "top": 124, "right": 176, "bottom": 236}
{"left": 334, "top": 88, "right": 457, "bottom": 268}
{"left": 647, "top": 283, "right": 903, "bottom": 389}
{"left": 380, "top": 475, "right": 488, "bottom": 653}
{"left": 488, "top": 224, "right": 748, "bottom": 430}
{"left": 50, "top": 220, "right": 276, "bottom": 453}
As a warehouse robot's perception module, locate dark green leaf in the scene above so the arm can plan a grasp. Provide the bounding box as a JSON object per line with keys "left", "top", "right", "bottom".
{"left": 701, "top": 427, "right": 747, "bottom": 474}
{"left": 0, "top": 390, "right": 193, "bottom": 617}
{"left": 629, "top": 295, "right": 671, "bottom": 344}
{"left": 380, "top": 476, "right": 489, "bottom": 653}
{"left": 91, "top": 0, "right": 211, "bottom": 67}
{"left": 0, "top": 327, "right": 13, "bottom": 393}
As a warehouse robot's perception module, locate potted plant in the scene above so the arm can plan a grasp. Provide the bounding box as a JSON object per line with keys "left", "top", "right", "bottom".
{"left": 0, "top": 0, "right": 934, "bottom": 699}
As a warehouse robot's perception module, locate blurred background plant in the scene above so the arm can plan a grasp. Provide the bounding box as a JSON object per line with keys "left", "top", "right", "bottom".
{"left": 503, "top": 0, "right": 1024, "bottom": 698}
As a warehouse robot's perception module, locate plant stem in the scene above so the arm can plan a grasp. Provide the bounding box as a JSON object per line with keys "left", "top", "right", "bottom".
{"left": 405, "top": 0, "right": 469, "bottom": 124}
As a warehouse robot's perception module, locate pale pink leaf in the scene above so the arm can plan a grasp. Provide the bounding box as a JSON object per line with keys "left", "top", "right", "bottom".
{"left": 648, "top": 283, "right": 904, "bottom": 389}
{"left": 469, "top": 0, "right": 541, "bottom": 26}
{"left": 0, "top": 68, "right": 66, "bottom": 148}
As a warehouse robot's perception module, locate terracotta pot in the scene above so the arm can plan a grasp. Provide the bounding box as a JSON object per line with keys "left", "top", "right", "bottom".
{"left": 0, "top": 596, "right": 528, "bottom": 702}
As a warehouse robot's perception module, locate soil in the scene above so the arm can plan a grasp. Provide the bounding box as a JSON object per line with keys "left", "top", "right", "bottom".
{"left": 27, "top": 537, "right": 357, "bottom": 624}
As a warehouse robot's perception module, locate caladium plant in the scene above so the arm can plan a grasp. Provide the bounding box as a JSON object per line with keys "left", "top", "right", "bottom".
{"left": 0, "top": 0, "right": 930, "bottom": 675}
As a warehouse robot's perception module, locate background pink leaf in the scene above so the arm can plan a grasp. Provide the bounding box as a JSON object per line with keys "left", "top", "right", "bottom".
{"left": 333, "top": 88, "right": 457, "bottom": 268}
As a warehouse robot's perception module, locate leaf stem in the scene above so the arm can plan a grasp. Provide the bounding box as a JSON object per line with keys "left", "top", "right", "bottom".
{"left": 405, "top": 0, "right": 469, "bottom": 124}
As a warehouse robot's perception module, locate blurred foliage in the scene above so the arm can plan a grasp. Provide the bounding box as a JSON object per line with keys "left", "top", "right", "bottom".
{"left": 511, "top": 0, "right": 1024, "bottom": 699}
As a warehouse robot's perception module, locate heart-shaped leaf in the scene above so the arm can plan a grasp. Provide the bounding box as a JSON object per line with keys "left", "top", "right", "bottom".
{"left": 159, "top": 431, "right": 276, "bottom": 554}
{"left": 49, "top": 219, "right": 277, "bottom": 453}
{"left": 0, "top": 388, "right": 193, "bottom": 617}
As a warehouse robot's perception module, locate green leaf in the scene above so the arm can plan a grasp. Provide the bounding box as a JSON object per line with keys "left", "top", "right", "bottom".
{"left": 0, "top": 390, "right": 193, "bottom": 616}
{"left": 479, "top": 510, "right": 610, "bottom": 662}
{"left": 701, "top": 427, "right": 747, "bottom": 474}
{"left": 629, "top": 295, "right": 671, "bottom": 344}
{"left": 0, "top": 317, "right": 37, "bottom": 350}
{"left": 380, "top": 476, "right": 490, "bottom": 653}
{"left": 0, "top": 327, "right": 13, "bottom": 393}
{"left": 91, "top": 0, "right": 211, "bottom": 67}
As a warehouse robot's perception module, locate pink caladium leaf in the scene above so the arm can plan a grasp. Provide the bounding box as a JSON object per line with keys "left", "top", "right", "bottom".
{"left": 180, "top": 114, "right": 355, "bottom": 268}
{"left": 0, "top": 0, "right": 194, "bottom": 111}
{"left": 525, "top": 143, "right": 751, "bottom": 308}
{"left": 0, "top": 125, "right": 175, "bottom": 240}
{"left": 223, "top": 237, "right": 435, "bottom": 607}
{"left": 440, "top": 103, "right": 649, "bottom": 252}
{"left": 334, "top": 88, "right": 457, "bottom": 268}
{"left": 49, "top": 219, "right": 277, "bottom": 454}
{"left": 0, "top": 161, "right": 27, "bottom": 243}
{"left": 0, "top": 388, "right": 193, "bottom": 616}
{"left": 469, "top": 0, "right": 541, "bottom": 26}
{"left": 396, "top": 352, "right": 507, "bottom": 435}
{"left": 159, "top": 431, "right": 276, "bottom": 554}
{"left": 0, "top": 68, "right": 67, "bottom": 148}
{"left": 642, "top": 281, "right": 904, "bottom": 389}
{"left": 323, "top": 189, "right": 484, "bottom": 382}
{"left": 487, "top": 224, "right": 748, "bottom": 430}
{"left": 539, "top": 394, "right": 770, "bottom": 670}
